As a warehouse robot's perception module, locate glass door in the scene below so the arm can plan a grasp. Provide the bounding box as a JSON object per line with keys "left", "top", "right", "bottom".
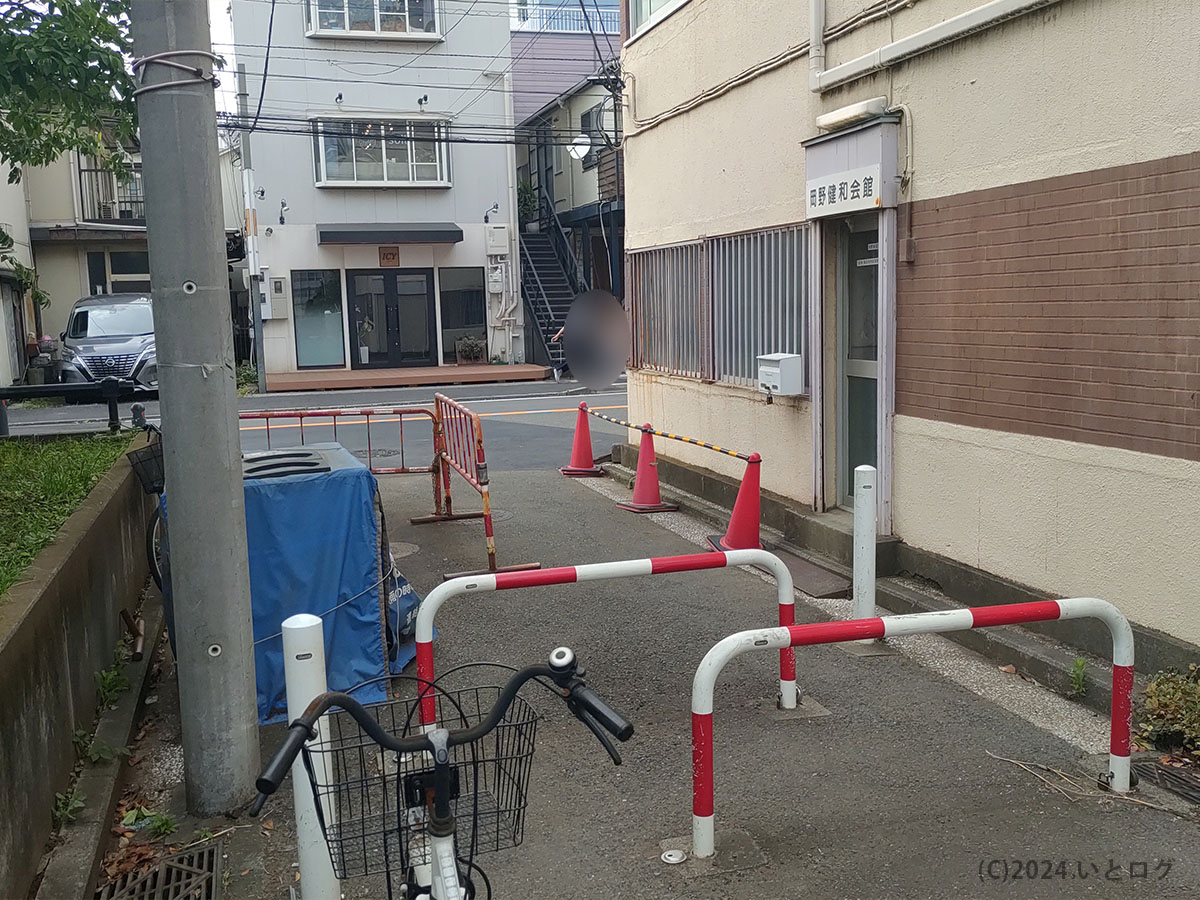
{"left": 347, "top": 268, "right": 438, "bottom": 368}
{"left": 838, "top": 218, "right": 879, "bottom": 507}
{"left": 391, "top": 271, "right": 436, "bottom": 366}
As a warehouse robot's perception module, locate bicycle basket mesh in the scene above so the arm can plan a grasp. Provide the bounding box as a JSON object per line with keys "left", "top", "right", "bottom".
{"left": 126, "top": 439, "right": 164, "bottom": 495}
{"left": 302, "top": 685, "right": 538, "bottom": 879}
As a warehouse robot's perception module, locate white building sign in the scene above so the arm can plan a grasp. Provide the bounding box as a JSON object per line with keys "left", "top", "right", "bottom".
{"left": 805, "top": 164, "right": 882, "bottom": 218}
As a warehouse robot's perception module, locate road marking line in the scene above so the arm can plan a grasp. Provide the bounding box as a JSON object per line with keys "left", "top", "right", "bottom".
{"left": 237, "top": 405, "right": 628, "bottom": 432}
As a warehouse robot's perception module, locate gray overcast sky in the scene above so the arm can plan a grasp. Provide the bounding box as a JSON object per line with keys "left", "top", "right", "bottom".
{"left": 208, "top": 0, "right": 237, "bottom": 113}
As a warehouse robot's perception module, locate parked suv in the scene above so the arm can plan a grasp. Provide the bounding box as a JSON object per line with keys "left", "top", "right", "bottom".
{"left": 59, "top": 294, "right": 158, "bottom": 389}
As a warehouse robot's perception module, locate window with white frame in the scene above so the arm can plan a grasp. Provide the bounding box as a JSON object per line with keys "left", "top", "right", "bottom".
{"left": 312, "top": 120, "right": 450, "bottom": 186}
{"left": 629, "top": 0, "right": 689, "bottom": 38}
{"left": 307, "top": 0, "right": 438, "bottom": 37}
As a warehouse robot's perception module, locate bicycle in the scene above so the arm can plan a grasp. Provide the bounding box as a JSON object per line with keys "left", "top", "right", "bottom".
{"left": 251, "top": 646, "right": 633, "bottom": 900}
{"left": 126, "top": 403, "right": 166, "bottom": 590}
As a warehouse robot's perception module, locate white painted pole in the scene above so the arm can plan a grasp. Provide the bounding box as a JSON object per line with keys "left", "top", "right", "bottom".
{"left": 852, "top": 466, "right": 877, "bottom": 629}
{"left": 281, "top": 614, "right": 340, "bottom": 900}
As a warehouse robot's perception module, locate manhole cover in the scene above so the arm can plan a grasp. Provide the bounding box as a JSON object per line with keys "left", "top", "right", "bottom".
{"left": 96, "top": 843, "right": 222, "bottom": 900}
{"left": 1133, "top": 759, "right": 1200, "bottom": 805}
{"left": 391, "top": 541, "right": 420, "bottom": 559}
{"left": 451, "top": 509, "right": 512, "bottom": 525}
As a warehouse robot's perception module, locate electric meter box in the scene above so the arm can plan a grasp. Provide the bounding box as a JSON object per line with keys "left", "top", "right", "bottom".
{"left": 485, "top": 224, "right": 510, "bottom": 255}
{"left": 757, "top": 353, "right": 805, "bottom": 396}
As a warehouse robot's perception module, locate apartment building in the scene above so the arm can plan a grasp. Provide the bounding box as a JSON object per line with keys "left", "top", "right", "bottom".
{"left": 22, "top": 144, "right": 151, "bottom": 340}
{"left": 507, "top": 1, "right": 622, "bottom": 366}
{"left": 619, "top": 0, "right": 1199, "bottom": 653}
{"left": 231, "top": 0, "right": 545, "bottom": 390}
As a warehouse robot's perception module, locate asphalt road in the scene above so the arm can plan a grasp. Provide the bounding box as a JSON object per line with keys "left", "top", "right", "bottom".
{"left": 238, "top": 389, "right": 629, "bottom": 472}
{"left": 3, "top": 378, "right": 630, "bottom": 472}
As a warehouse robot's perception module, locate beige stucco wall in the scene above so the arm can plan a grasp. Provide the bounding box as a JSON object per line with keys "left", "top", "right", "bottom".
{"left": 627, "top": 370, "right": 813, "bottom": 502}
{"left": 622, "top": 0, "right": 1200, "bottom": 247}
{"left": 32, "top": 244, "right": 86, "bottom": 335}
{"left": 892, "top": 414, "right": 1200, "bottom": 647}
{"left": 23, "top": 156, "right": 76, "bottom": 225}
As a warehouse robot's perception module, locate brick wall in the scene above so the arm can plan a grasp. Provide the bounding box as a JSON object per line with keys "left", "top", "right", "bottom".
{"left": 896, "top": 152, "right": 1200, "bottom": 461}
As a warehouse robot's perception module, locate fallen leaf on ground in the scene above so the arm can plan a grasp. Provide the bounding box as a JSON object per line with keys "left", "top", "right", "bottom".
{"left": 295, "top": 873, "right": 301, "bottom": 882}
{"left": 998, "top": 664, "right": 1017, "bottom": 674}
{"left": 241, "top": 869, "right": 249, "bottom": 876}
{"left": 263, "top": 820, "right": 274, "bottom": 830}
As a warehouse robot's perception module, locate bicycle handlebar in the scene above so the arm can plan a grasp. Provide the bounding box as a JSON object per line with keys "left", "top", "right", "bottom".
{"left": 250, "top": 648, "right": 633, "bottom": 815}
{"left": 569, "top": 683, "right": 634, "bottom": 742}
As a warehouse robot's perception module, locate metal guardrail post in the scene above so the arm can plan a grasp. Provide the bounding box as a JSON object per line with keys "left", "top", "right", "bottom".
{"left": 689, "top": 598, "right": 1136, "bottom": 859}
{"left": 413, "top": 549, "right": 798, "bottom": 727}
{"left": 852, "top": 465, "right": 877, "bottom": 626}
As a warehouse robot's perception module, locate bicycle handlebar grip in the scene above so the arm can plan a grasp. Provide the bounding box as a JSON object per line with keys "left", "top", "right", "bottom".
{"left": 255, "top": 725, "right": 308, "bottom": 795}
{"left": 572, "top": 684, "right": 634, "bottom": 741}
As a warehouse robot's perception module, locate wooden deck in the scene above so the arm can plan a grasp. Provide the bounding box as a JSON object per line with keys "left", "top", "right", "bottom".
{"left": 264, "top": 363, "right": 550, "bottom": 393}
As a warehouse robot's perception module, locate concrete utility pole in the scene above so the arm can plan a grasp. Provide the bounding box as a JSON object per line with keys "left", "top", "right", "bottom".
{"left": 131, "top": 0, "right": 259, "bottom": 814}
{"left": 236, "top": 64, "right": 267, "bottom": 392}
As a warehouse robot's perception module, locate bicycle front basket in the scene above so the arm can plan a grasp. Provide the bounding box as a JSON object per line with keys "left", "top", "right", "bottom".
{"left": 301, "top": 685, "right": 539, "bottom": 880}
{"left": 126, "top": 438, "right": 164, "bottom": 495}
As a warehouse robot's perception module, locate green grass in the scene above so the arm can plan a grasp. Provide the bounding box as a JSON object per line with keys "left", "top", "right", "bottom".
{"left": 11, "top": 397, "right": 63, "bottom": 410}
{"left": 0, "top": 433, "right": 133, "bottom": 597}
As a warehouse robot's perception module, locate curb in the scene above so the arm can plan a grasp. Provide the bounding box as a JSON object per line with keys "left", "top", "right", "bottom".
{"left": 603, "top": 460, "right": 1140, "bottom": 719}
{"left": 35, "top": 596, "right": 164, "bottom": 900}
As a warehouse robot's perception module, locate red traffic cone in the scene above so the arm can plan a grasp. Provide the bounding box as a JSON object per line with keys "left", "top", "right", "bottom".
{"left": 708, "top": 453, "right": 763, "bottom": 550}
{"left": 617, "top": 426, "right": 678, "bottom": 513}
{"left": 560, "top": 402, "right": 605, "bottom": 477}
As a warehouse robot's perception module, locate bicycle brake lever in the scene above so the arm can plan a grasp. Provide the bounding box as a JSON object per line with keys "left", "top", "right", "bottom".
{"left": 569, "top": 701, "right": 622, "bottom": 766}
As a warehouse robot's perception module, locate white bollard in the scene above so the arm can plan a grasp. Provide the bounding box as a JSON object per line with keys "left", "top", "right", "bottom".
{"left": 281, "top": 614, "right": 340, "bottom": 900}
{"left": 852, "top": 466, "right": 877, "bottom": 630}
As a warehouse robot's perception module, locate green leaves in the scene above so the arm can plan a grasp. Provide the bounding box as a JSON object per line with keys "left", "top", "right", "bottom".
{"left": 0, "top": 0, "right": 137, "bottom": 183}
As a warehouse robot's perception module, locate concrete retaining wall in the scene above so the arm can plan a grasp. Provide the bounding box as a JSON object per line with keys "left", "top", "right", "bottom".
{"left": 0, "top": 452, "right": 153, "bottom": 899}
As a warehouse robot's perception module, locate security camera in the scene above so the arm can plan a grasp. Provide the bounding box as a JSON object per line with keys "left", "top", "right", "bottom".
{"left": 280, "top": 199, "right": 290, "bottom": 213}
{"left": 335, "top": 92, "right": 343, "bottom": 104}
{"left": 264, "top": 226, "right": 274, "bottom": 236}
{"left": 254, "top": 186, "right": 266, "bottom": 200}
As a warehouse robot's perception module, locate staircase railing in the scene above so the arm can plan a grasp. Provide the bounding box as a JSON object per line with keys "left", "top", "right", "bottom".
{"left": 539, "top": 186, "right": 589, "bottom": 296}
{"left": 519, "top": 239, "right": 560, "bottom": 365}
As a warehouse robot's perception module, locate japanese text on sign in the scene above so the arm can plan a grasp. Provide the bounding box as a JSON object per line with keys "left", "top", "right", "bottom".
{"left": 805, "top": 164, "right": 882, "bottom": 218}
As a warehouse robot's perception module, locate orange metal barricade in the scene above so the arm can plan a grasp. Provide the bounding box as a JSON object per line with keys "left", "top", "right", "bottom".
{"left": 410, "top": 393, "right": 539, "bottom": 578}
{"left": 237, "top": 407, "right": 446, "bottom": 518}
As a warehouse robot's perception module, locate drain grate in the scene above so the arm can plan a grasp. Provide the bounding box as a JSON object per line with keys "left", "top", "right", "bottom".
{"left": 96, "top": 844, "right": 222, "bottom": 900}
{"left": 1133, "top": 759, "right": 1200, "bottom": 805}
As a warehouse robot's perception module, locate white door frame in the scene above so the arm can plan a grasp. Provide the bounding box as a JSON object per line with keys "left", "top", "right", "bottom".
{"left": 876, "top": 208, "right": 897, "bottom": 535}
{"left": 834, "top": 212, "right": 896, "bottom": 533}
{"left": 807, "top": 223, "right": 825, "bottom": 513}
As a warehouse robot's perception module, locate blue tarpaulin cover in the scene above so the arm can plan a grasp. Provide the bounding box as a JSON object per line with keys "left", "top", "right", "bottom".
{"left": 162, "top": 443, "right": 420, "bottom": 724}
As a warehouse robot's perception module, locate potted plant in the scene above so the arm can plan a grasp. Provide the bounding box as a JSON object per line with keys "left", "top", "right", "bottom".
{"left": 518, "top": 179, "right": 539, "bottom": 234}
{"left": 357, "top": 317, "right": 374, "bottom": 364}
{"left": 454, "top": 335, "right": 487, "bottom": 365}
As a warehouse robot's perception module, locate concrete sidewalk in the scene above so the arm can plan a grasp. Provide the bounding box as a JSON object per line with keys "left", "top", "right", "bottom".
{"left": 364, "top": 468, "right": 1199, "bottom": 899}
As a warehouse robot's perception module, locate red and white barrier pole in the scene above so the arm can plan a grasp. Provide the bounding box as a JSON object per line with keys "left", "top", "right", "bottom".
{"left": 414, "top": 549, "right": 799, "bottom": 726}
{"left": 690, "top": 597, "right": 1134, "bottom": 859}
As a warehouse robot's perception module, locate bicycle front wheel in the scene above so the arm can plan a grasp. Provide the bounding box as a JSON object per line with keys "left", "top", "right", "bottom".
{"left": 146, "top": 504, "right": 165, "bottom": 591}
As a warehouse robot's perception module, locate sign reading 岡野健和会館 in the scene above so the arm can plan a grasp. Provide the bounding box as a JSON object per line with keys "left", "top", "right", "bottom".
{"left": 805, "top": 164, "right": 882, "bottom": 218}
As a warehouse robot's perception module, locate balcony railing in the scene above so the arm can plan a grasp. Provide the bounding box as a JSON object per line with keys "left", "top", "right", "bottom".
{"left": 514, "top": 0, "right": 618, "bottom": 34}
{"left": 80, "top": 165, "right": 146, "bottom": 225}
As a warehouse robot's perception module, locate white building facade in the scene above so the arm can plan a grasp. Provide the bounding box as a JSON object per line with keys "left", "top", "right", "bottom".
{"left": 231, "top": 0, "right": 525, "bottom": 388}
